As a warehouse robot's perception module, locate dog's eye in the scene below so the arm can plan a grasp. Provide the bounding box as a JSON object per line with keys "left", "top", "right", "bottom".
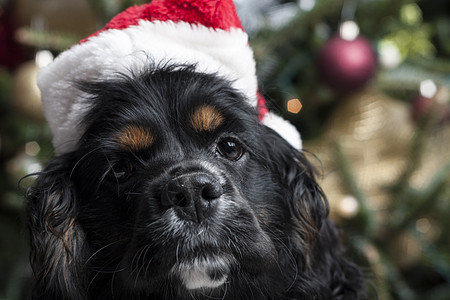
{"left": 216, "top": 138, "right": 244, "bottom": 161}
{"left": 108, "top": 160, "right": 134, "bottom": 182}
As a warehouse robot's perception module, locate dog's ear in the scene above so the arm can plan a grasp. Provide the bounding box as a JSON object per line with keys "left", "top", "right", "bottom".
{"left": 261, "top": 126, "right": 365, "bottom": 297}
{"left": 261, "top": 126, "right": 328, "bottom": 247}
{"left": 26, "top": 154, "right": 87, "bottom": 299}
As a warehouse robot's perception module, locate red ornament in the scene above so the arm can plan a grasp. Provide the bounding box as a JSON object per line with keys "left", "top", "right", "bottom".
{"left": 0, "top": 6, "right": 27, "bottom": 70}
{"left": 318, "top": 35, "right": 377, "bottom": 93}
{"left": 411, "top": 94, "right": 434, "bottom": 122}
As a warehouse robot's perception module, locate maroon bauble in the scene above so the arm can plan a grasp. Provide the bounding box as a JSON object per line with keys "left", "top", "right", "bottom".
{"left": 0, "top": 6, "right": 27, "bottom": 70}
{"left": 318, "top": 35, "right": 377, "bottom": 93}
{"left": 411, "top": 94, "right": 434, "bottom": 122}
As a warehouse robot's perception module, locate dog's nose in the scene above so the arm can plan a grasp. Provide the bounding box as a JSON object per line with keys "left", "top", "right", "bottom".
{"left": 162, "top": 173, "right": 223, "bottom": 223}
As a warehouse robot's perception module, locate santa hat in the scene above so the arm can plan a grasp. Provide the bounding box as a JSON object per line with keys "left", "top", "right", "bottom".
{"left": 38, "top": 0, "right": 302, "bottom": 155}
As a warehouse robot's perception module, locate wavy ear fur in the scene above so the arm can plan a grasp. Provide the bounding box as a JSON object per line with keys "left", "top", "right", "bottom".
{"left": 262, "top": 125, "right": 365, "bottom": 299}
{"left": 26, "top": 154, "right": 87, "bottom": 299}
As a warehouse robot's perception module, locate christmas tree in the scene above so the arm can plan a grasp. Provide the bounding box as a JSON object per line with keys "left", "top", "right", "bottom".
{"left": 0, "top": 0, "right": 449, "bottom": 299}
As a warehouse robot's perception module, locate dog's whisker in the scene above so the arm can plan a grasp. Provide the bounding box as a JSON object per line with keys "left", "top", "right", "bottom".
{"left": 85, "top": 239, "right": 127, "bottom": 265}
{"left": 69, "top": 145, "right": 105, "bottom": 180}
{"left": 265, "top": 226, "right": 299, "bottom": 291}
{"left": 110, "top": 262, "right": 124, "bottom": 299}
{"left": 129, "top": 151, "right": 148, "bottom": 168}
{"left": 101, "top": 152, "right": 122, "bottom": 196}
{"left": 188, "top": 289, "right": 199, "bottom": 300}
{"left": 220, "top": 280, "right": 228, "bottom": 300}
{"left": 176, "top": 241, "right": 181, "bottom": 264}
{"left": 88, "top": 258, "right": 125, "bottom": 292}
{"left": 136, "top": 244, "right": 152, "bottom": 281}
{"left": 143, "top": 256, "right": 154, "bottom": 280}
{"left": 130, "top": 245, "right": 148, "bottom": 285}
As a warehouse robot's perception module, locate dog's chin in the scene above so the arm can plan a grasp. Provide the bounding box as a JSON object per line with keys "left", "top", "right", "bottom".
{"left": 121, "top": 238, "right": 235, "bottom": 294}
{"left": 171, "top": 254, "right": 233, "bottom": 290}
{"left": 166, "top": 218, "right": 235, "bottom": 291}
{"left": 167, "top": 219, "right": 235, "bottom": 290}
{"left": 120, "top": 196, "right": 276, "bottom": 294}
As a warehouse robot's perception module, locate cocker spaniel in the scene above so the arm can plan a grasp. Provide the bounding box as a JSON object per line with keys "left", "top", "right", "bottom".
{"left": 26, "top": 64, "right": 365, "bottom": 299}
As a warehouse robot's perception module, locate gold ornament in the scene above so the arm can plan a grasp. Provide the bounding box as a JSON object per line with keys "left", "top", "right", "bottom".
{"left": 306, "top": 90, "right": 415, "bottom": 221}
{"left": 306, "top": 89, "right": 450, "bottom": 222}
{"left": 11, "top": 60, "right": 45, "bottom": 121}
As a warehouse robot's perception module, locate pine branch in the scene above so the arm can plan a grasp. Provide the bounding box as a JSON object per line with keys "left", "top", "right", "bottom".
{"left": 15, "top": 28, "right": 80, "bottom": 51}
{"left": 252, "top": 0, "right": 345, "bottom": 59}
{"left": 389, "top": 163, "right": 450, "bottom": 237}
{"left": 333, "top": 141, "right": 376, "bottom": 237}
{"left": 382, "top": 117, "right": 443, "bottom": 240}
{"left": 376, "top": 62, "right": 450, "bottom": 94}
{"left": 390, "top": 119, "right": 427, "bottom": 195}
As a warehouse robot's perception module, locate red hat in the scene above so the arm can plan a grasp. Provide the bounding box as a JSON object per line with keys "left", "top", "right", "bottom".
{"left": 38, "top": 0, "right": 301, "bottom": 154}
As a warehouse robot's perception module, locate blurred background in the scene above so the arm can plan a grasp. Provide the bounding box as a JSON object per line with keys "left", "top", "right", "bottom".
{"left": 0, "top": 0, "right": 449, "bottom": 299}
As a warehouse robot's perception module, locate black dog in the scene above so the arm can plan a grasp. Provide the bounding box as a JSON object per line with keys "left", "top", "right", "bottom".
{"left": 26, "top": 64, "right": 365, "bottom": 299}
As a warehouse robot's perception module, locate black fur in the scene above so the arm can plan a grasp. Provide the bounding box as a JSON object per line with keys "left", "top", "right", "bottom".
{"left": 26, "top": 64, "right": 365, "bottom": 299}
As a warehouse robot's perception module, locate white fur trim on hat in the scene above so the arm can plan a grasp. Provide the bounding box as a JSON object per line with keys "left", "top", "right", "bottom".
{"left": 38, "top": 20, "right": 257, "bottom": 155}
{"left": 261, "top": 112, "right": 302, "bottom": 150}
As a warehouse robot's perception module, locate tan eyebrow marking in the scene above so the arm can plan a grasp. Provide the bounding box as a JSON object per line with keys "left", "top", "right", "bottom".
{"left": 116, "top": 125, "right": 154, "bottom": 151}
{"left": 190, "top": 105, "right": 225, "bottom": 132}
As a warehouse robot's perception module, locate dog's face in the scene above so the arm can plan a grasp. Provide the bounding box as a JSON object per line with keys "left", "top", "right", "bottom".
{"left": 27, "top": 65, "right": 364, "bottom": 299}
